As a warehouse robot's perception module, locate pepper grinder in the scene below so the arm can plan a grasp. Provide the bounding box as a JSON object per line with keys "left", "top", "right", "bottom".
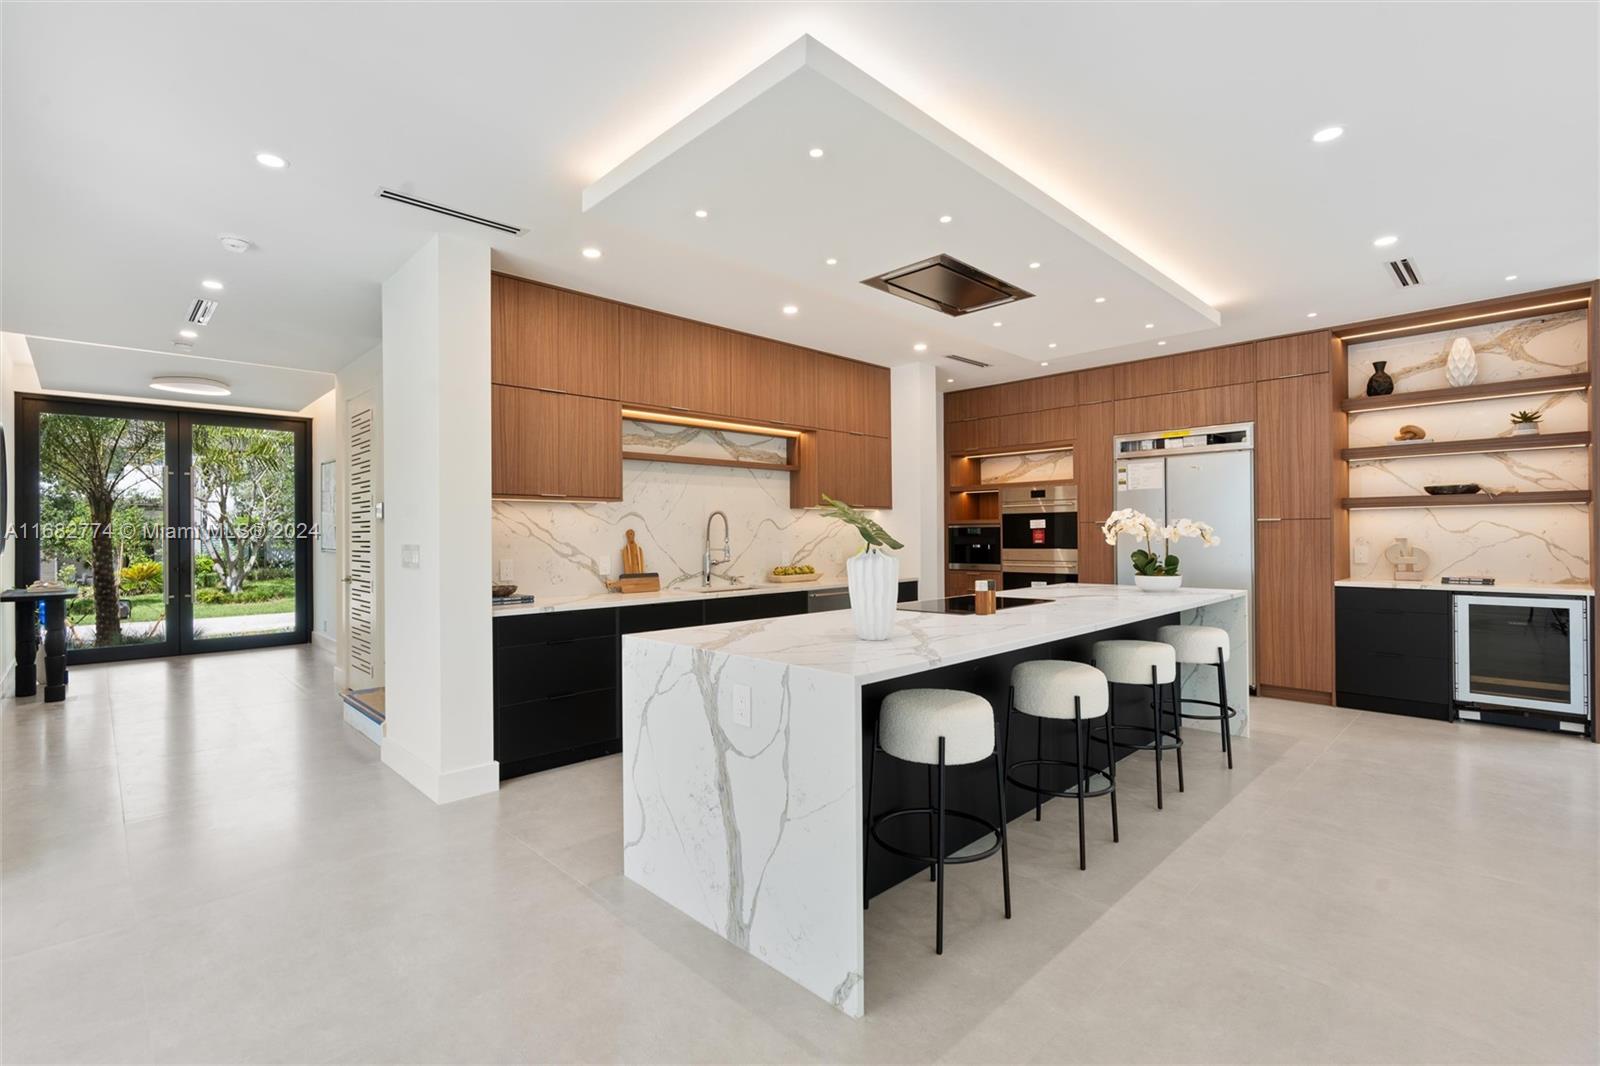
{"left": 973, "top": 578, "right": 996, "bottom": 615}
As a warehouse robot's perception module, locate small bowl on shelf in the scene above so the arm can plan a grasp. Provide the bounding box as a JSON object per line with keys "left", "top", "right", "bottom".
{"left": 492, "top": 583, "right": 519, "bottom": 598}
{"left": 1423, "top": 484, "right": 1481, "bottom": 496}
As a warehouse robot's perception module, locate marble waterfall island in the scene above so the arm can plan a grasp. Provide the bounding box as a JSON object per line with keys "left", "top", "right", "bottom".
{"left": 620, "top": 584, "right": 1248, "bottom": 1016}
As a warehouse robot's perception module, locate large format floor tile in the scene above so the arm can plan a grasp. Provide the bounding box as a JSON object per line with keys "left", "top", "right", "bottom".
{"left": 3, "top": 651, "right": 1597, "bottom": 1064}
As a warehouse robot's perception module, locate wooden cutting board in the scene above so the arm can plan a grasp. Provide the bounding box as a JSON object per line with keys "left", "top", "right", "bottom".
{"left": 621, "top": 529, "right": 645, "bottom": 575}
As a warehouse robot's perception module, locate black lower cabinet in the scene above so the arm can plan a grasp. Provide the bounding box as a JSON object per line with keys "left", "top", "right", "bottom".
{"left": 1335, "top": 587, "right": 1453, "bottom": 720}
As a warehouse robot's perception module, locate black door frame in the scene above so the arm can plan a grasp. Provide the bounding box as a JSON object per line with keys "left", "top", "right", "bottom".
{"left": 14, "top": 393, "right": 313, "bottom": 663}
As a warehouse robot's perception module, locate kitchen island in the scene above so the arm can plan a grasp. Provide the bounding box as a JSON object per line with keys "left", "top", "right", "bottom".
{"left": 621, "top": 584, "right": 1248, "bottom": 1016}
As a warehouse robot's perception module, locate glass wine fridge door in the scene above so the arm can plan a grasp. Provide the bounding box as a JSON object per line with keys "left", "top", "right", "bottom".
{"left": 1453, "top": 595, "right": 1590, "bottom": 718}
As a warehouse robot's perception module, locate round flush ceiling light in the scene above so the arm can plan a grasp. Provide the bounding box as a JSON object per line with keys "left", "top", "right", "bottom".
{"left": 693, "top": 209, "right": 708, "bottom": 218}
{"left": 938, "top": 215, "right": 953, "bottom": 224}
{"left": 201, "top": 279, "right": 224, "bottom": 291}
{"left": 581, "top": 247, "right": 602, "bottom": 259}
{"left": 1505, "top": 274, "right": 1519, "bottom": 282}
{"left": 1157, "top": 340, "right": 1167, "bottom": 347}
{"left": 1372, "top": 234, "right": 1399, "bottom": 248}
{"left": 1144, "top": 322, "right": 1155, "bottom": 329}
{"left": 782, "top": 304, "right": 799, "bottom": 315}
{"left": 1306, "top": 311, "right": 1319, "bottom": 318}
{"left": 1048, "top": 342, "right": 1057, "bottom": 349}
{"left": 1094, "top": 296, "right": 1106, "bottom": 304}
{"left": 992, "top": 320, "right": 1003, "bottom": 327}
{"left": 946, "top": 377, "right": 954, "bottom": 384}
{"left": 254, "top": 152, "right": 288, "bottom": 169}
{"left": 178, "top": 329, "right": 198, "bottom": 339}
{"left": 808, "top": 147, "right": 824, "bottom": 159}
{"left": 1028, "top": 262, "right": 1041, "bottom": 270}
{"left": 912, "top": 342, "right": 927, "bottom": 352}
{"left": 1040, "top": 361, "right": 1049, "bottom": 367}
{"left": 825, "top": 257, "right": 838, "bottom": 266}
{"left": 219, "top": 235, "right": 253, "bottom": 254}
{"left": 151, "top": 376, "right": 231, "bottom": 397}
{"left": 1311, "top": 126, "right": 1345, "bottom": 144}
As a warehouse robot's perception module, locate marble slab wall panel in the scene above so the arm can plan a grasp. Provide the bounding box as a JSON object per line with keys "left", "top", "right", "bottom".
{"left": 1348, "top": 503, "right": 1590, "bottom": 586}
{"left": 1346, "top": 391, "right": 1591, "bottom": 448}
{"left": 621, "top": 419, "right": 790, "bottom": 463}
{"left": 1346, "top": 309, "right": 1588, "bottom": 397}
{"left": 979, "top": 450, "right": 1074, "bottom": 484}
{"left": 1176, "top": 595, "right": 1250, "bottom": 738}
{"left": 621, "top": 638, "right": 865, "bottom": 1016}
{"left": 494, "top": 425, "right": 883, "bottom": 597}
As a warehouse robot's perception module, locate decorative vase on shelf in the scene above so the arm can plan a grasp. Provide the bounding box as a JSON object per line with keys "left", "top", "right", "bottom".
{"left": 1446, "top": 337, "right": 1479, "bottom": 387}
{"left": 1512, "top": 422, "right": 1540, "bottom": 436}
{"left": 846, "top": 548, "right": 899, "bottom": 640}
{"left": 1365, "top": 361, "right": 1394, "bottom": 397}
{"left": 1133, "top": 574, "right": 1183, "bottom": 592}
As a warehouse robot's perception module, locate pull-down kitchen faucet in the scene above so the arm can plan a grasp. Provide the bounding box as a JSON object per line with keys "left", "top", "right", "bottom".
{"left": 702, "top": 510, "right": 731, "bottom": 587}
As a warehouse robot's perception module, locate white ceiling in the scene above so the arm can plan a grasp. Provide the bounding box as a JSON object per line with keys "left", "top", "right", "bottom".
{"left": 3, "top": 2, "right": 1596, "bottom": 406}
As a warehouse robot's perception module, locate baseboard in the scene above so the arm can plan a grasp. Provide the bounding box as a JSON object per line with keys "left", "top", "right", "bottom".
{"left": 380, "top": 739, "right": 499, "bottom": 804}
{"left": 1258, "top": 685, "right": 1332, "bottom": 705}
{"left": 312, "top": 630, "right": 337, "bottom": 653}
{"left": 1, "top": 662, "right": 12, "bottom": 699}
{"left": 342, "top": 703, "right": 383, "bottom": 745}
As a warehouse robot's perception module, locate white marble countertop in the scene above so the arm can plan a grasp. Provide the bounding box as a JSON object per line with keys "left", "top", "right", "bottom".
{"left": 492, "top": 579, "right": 852, "bottom": 617}
{"left": 623, "top": 584, "right": 1246, "bottom": 684}
{"left": 1336, "top": 579, "right": 1595, "bottom": 597}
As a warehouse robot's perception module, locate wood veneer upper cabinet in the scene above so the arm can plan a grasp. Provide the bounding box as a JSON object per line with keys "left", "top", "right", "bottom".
{"left": 1256, "top": 518, "right": 1333, "bottom": 694}
{"left": 816, "top": 356, "right": 889, "bottom": 435}
{"left": 1255, "top": 373, "right": 1334, "bottom": 519}
{"left": 797, "top": 429, "right": 891, "bottom": 509}
{"left": 1254, "top": 331, "right": 1334, "bottom": 381}
{"left": 1075, "top": 401, "right": 1116, "bottom": 526}
{"left": 1113, "top": 345, "right": 1254, "bottom": 399}
{"left": 994, "top": 407, "right": 1076, "bottom": 450}
{"left": 1112, "top": 382, "right": 1255, "bottom": 436}
{"left": 1076, "top": 366, "right": 1116, "bottom": 405}
{"left": 619, "top": 307, "right": 731, "bottom": 414}
{"left": 728, "top": 338, "right": 818, "bottom": 427}
{"left": 491, "top": 386, "right": 622, "bottom": 500}
{"left": 945, "top": 385, "right": 999, "bottom": 422}
{"left": 946, "top": 416, "right": 998, "bottom": 455}
{"left": 490, "top": 277, "right": 620, "bottom": 399}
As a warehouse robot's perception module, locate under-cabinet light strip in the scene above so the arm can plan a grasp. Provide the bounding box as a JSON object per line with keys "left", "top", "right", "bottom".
{"left": 620, "top": 408, "right": 802, "bottom": 439}
{"left": 1339, "top": 297, "right": 1590, "bottom": 341}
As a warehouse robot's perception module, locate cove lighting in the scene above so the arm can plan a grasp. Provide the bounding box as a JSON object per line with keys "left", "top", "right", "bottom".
{"left": 1339, "top": 298, "right": 1590, "bottom": 341}
{"left": 620, "top": 407, "right": 802, "bottom": 439}
{"left": 151, "top": 376, "right": 231, "bottom": 397}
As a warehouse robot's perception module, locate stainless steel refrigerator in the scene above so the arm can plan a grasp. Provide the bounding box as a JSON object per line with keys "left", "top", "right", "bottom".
{"left": 1112, "top": 422, "right": 1255, "bottom": 670}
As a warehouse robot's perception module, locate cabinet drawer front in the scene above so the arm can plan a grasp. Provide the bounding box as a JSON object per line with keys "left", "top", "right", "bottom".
{"left": 619, "top": 601, "right": 705, "bottom": 634}
{"left": 1336, "top": 647, "right": 1451, "bottom": 704}
{"left": 496, "top": 688, "right": 618, "bottom": 762}
{"left": 703, "top": 591, "right": 807, "bottom": 624}
{"left": 1336, "top": 587, "right": 1450, "bottom": 615}
{"left": 494, "top": 608, "right": 615, "bottom": 648}
{"left": 1337, "top": 607, "right": 1452, "bottom": 660}
{"left": 495, "top": 634, "right": 616, "bottom": 704}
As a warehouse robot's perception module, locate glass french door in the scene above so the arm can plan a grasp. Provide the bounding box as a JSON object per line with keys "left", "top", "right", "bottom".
{"left": 16, "top": 397, "right": 311, "bottom": 663}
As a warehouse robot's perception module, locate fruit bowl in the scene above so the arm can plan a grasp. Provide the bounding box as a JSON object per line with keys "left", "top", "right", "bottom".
{"left": 768, "top": 565, "right": 821, "bottom": 584}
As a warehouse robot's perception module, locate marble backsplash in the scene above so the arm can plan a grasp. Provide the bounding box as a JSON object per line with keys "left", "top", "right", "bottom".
{"left": 495, "top": 422, "right": 889, "bottom": 597}
{"left": 1345, "top": 308, "right": 1591, "bottom": 586}
{"left": 979, "top": 449, "right": 1074, "bottom": 484}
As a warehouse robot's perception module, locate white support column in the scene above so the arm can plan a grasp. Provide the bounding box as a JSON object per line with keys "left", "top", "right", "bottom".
{"left": 378, "top": 236, "right": 498, "bottom": 802}
{"left": 890, "top": 362, "right": 943, "bottom": 593}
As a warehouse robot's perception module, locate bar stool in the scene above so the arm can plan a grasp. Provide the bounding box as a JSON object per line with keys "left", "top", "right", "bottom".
{"left": 1004, "top": 660, "right": 1118, "bottom": 870}
{"left": 865, "top": 688, "right": 1011, "bottom": 955}
{"left": 1157, "top": 624, "right": 1237, "bottom": 769}
{"left": 1090, "top": 640, "right": 1181, "bottom": 809}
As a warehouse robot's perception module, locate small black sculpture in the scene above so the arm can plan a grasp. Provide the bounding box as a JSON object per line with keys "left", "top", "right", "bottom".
{"left": 1365, "top": 360, "right": 1394, "bottom": 397}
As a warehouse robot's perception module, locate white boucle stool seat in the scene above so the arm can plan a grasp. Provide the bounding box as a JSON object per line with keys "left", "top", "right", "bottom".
{"left": 879, "top": 689, "right": 995, "bottom": 766}
{"left": 1156, "top": 624, "right": 1230, "bottom": 665}
{"left": 1011, "top": 661, "right": 1109, "bottom": 721}
{"left": 1092, "top": 640, "right": 1177, "bottom": 686}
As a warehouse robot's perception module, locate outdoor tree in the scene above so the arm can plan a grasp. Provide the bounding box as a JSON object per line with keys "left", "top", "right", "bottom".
{"left": 190, "top": 425, "right": 294, "bottom": 594}
{"left": 38, "top": 414, "right": 164, "bottom": 644}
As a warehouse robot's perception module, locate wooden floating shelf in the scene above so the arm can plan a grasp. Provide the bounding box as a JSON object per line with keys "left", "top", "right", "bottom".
{"left": 1342, "top": 490, "right": 1591, "bottom": 510}
{"left": 948, "top": 479, "right": 1077, "bottom": 493}
{"left": 1342, "top": 431, "right": 1592, "bottom": 462}
{"left": 946, "top": 520, "right": 1000, "bottom": 528}
{"left": 621, "top": 451, "right": 796, "bottom": 472}
{"left": 1341, "top": 373, "right": 1590, "bottom": 413}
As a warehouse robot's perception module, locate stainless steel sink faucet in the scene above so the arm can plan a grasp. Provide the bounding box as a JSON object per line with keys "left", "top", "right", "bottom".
{"left": 703, "top": 510, "right": 731, "bottom": 587}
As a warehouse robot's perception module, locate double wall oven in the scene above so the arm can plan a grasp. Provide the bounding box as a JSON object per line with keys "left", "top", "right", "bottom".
{"left": 1000, "top": 485, "right": 1078, "bottom": 590}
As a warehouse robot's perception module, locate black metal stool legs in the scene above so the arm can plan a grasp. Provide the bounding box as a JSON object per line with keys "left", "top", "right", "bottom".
{"left": 927, "top": 766, "right": 937, "bottom": 882}
{"left": 1104, "top": 698, "right": 1120, "bottom": 843}
{"left": 935, "top": 737, "right": 946, "bottom": 955}
{"left": 1074, "top": 699, "right": 1087, "bottom": 870}
{"left": 1151, "top": 665, "right": 1164, "bottom": 810}
{"left": 1217, "top": 659, "right": 1233, "bottom": 769}
{"left": 992, "top": 743, "right": 1012, "bottom": 919}
{"left": 1171, "top": 678, "right": 1185, "bottom": 794}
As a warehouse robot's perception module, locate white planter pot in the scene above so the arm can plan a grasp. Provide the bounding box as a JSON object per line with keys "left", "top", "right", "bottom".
{"left": 1134, "top": 574, "right": 1183, "bottom": 592}
{"left": 1511, "top": 423, "right": 1540, "bottom": 436}
{"left": 847, "top": 549, "right": 900, "bottom": 641}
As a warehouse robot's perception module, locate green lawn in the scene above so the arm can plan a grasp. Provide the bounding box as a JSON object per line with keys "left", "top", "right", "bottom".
{"left": 69, "top": 588, "right": 296, "bottom": 624}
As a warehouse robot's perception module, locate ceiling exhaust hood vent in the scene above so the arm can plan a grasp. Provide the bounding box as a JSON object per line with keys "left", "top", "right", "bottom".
{"left": 187, "top": 298, "right": 218, "bottom": 325}
{"left": 377, "top": 189, "right": 523, "bottom": 235}
{"left": 1386, "top": 258, "right": 1422, "bottom": 288}
{"left": 946, "top": 354, "right": 991, "bottom": 368}
{"left": 863, "top": 254, "right": 1033, "bottom": 316}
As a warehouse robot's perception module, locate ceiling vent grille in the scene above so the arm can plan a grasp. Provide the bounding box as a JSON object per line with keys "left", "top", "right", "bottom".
{"left": 863, "top": 254, "right": 1033, "bottom": 316}
{"left": 187, "top": 298, "right": 218, "bottom": 324}
{"left": 946, "top": 354, "right": 992, "bottom": 368}
{"left": 1386, "top": 258, "right": 1422, "bottom": 287}
{"left": 377, "top": 189, "right": 523, "bottom": 235}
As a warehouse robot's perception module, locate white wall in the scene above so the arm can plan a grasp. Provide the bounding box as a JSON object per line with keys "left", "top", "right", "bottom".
{"left": 890, "top": 362, "right": 943, "bottom": 591}
{"left": 300, "top": 388, "right": 337, "bottom": 652}
{"left": 378, "top": 236, "right": 496, "bottom": 803}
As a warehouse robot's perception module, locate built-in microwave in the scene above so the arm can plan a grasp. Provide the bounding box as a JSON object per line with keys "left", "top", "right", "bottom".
{"left": 948, "top": 525, "right": 1001, "bottom": 570}
{"left": 1453, "top": 594, "right": 1591, "bottom": 731}
{"left": 1000, "top": 485, "right": 1078, "bottom": 569}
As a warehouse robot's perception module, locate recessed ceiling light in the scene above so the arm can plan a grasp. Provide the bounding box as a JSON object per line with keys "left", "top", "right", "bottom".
{"left": 825, "top": 257, "right": 838, "bottom": 266}
{"left": 254, "top": 152, "right": 287, "bottom": 169}
{"left": 1311, "top": 126, "right": 1345, "bottom": 144}
{"left": 581, "top": 247, "right": 602, "bottom": 259}
{"left": 1505, "top": 274, "right": 1519, "bottom": 282}
{"left": 178, "top": 329, "right": 198, "bottom": 339}
{"left": 782, "top": 305, "right": 799, "bottom": 315}
{"left": 1028, "top": 262, "right": 1041, "bottom": 270}
{"left": 939, "top": 215, "right": 953, "bottom": 224}
{"left": 151, "top": 376, "right": 231, "bottom": 397}
{"left": 992, "top": 321, "right": 1002, "bottom": 327}
{"left": 913, "top": 342, "right": 927, "bottom": 352}
{"left": 1157, "top": 341, "right": 1167, "bottom": 347}
{"left": 219, "top": 235, "right": 252, "bottom": 254}
{"left": 1040, "top": 361, "right": 1049, "bottom": 367}
{"left": 946, "top": 378, "right": 954, "bottom": 384}
{"left": 1094, "top": 296, "right": 1106, "bottom": 304}
{"left": 1373, "top": 234, "right": 1399, "bottom": 248}
{"left": 201, "top": 279, "right": 224, "bottom": 291}
{"left": 694, "top": 209, "right": 708, "bottom": 218}
{"left": 1144, "top": 323, "right": 1155, "bottom": 329}
{"left": 1306, "top": 311, "right": 1319, "bottom": 318}
{"left": 808, "top": 147, "right": 824, "bottom": 159}
{"left": 1047, "top": 342, "right": 1057, "bottom": 349}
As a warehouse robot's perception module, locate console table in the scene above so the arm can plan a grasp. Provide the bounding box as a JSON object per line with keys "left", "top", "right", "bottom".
{"left": 2, "top": 588, "right": 78, "bottom": 702}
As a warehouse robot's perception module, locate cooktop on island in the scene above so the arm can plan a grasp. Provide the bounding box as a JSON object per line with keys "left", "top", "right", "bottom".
{"left": 898, "top": 594, "right": 1050, "bottom": 615}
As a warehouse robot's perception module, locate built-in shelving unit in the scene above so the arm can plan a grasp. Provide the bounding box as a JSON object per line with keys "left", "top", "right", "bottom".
{"left": 620, "top": 451, "right": 797, "bottom": 472}
{"left": 1342, "top": 431, "right": 1591, "bottom": 462}
{"left": 1340, "top": 372, "right": 1590, "bottom": 413}
{"left": 1341, "top": 490, "right": 1591, "bottom": 510}
{"left": 948, "top": 478, "right": 1076, "bottom": 494}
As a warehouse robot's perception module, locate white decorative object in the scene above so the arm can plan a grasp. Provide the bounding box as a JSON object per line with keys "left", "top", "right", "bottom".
{"left": 1134, "top": 574, "right": 1184, "bottom": 591}
{"left": 846, "top": 548, "right": 899, "bottom": 640}
{"left": 1384, "top": 538, "right": 1429, "bottom": 582}
{"left": 1101, "top": 508, "right": 1219, "bottom": 589}
{"left": 1512, "top": 422, "right": 1539, "bottom": 436}
{"left": 1445, "top": 336, "right": 1479, "bottom": 387}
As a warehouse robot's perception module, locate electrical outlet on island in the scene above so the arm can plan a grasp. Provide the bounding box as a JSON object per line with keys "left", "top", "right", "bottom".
{"left": 727, "top": 683, "right": 752, "bottom": 728}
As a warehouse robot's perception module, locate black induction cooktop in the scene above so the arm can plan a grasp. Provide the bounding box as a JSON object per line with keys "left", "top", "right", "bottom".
{"left": 897, "top": 595, "right": 1049, "bottom": 615}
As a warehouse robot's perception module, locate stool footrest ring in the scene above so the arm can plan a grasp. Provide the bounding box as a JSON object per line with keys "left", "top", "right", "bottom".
{"left": 1005, "top": 759, "right": 1114, "bottom": 799}
{"left": 1089, "top": 724, "right": 1182, "bottom": 751}
{"left": 869, "top": 807, "right": 1003, "bottom": 866}
{"left": 1175, "top": 695, "right": 1240, "bottom": 723}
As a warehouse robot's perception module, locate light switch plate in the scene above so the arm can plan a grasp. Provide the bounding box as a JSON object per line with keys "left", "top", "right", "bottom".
{"left": 1353, "top": 539, "right": 1370, "bottom": 566}
{"left": 728, "top": 683, "right": 752, "bottom": 728}
{"left": 401, "top": 544, "right": 421, "bottom": 569}
{"left": 497, "top": 559, "right": 514, "bottom": 581}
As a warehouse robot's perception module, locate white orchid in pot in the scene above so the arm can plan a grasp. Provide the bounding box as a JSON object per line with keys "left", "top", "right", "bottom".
{"left": 822, "top": 494, "right": 902, "bottom": 640}
{"left": 1101, "top": 508, "right": 1220, "bottom": 591}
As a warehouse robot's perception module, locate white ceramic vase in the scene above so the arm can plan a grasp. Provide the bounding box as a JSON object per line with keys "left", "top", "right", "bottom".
{"left": 847, "top": 548, "right": 900, "bottom": 641}
{"left": 1134, "top": 574, "right": 1183, "bottom": 592}
{"left": 1445, "top": 337, "right": 1478, "bottom": 387}
{"left": 1512, "top": 422, "right": 1540, "bottom": 436}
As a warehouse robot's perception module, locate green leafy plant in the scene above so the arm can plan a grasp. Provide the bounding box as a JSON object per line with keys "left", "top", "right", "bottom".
{"left": 119, "top": 560, "right": 163, "bottom": 594}
{"left": 820, "top": 494, "right": 902, "bottom": 550}
{"left": 1510, "top": 410, "right": 1542, "bottom": 424}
